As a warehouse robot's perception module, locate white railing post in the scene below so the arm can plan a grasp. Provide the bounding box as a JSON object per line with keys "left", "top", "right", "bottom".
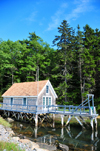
{"left": 92, "top": 94, "right": 94, "bottom": 113}
{"left": 94, "top": 107, "right": 96, "bottom": 114}
{"left": 89, "top": 107, "right": 92, "bottom": 115}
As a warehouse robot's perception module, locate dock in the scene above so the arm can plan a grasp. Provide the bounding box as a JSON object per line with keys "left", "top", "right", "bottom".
{"left": 0, "top": 94, "right": 98, "bottom": 130}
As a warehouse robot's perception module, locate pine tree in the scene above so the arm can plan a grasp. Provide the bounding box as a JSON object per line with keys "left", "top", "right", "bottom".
{"left": 82, "top": 25, "right": 96, "bottom": 96}
{"left": 53, "top": 20, "right": 75, "bottom": 103}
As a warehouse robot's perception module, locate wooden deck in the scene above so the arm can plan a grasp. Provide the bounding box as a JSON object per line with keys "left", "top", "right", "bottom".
{"left": 0, "top": 94, "right": 98, "bottom": 129}
{"left": 0, "top": 103, "right": 98, "bottom": 117}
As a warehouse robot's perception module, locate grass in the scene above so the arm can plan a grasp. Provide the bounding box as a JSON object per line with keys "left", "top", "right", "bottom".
{"left": 0, "top": 141, "right": 25, "bottom": 151}
{"left": 0, "top": 117, "right": 25, "bottom": 151}
{"left": 0, "top": 116, "right": 11, "bottom": 127}
{"left": 58, "top": 107, "right": 89, "bottom": 113}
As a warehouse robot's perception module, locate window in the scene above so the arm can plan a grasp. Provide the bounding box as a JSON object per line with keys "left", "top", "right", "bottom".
{"left": 23, "top": 98, "right": 26, "bottom": 106}
{"left": 46, "top": 97, "right": 48, "bottom": 108}
{"left": 49, "top": 97, "right": 51, "bottom": 105}
{"left": 46, "top": 97, "right": 48, "bottom": 105}
{"left": 43, "top": 96, "right": 52, "bottom": 109}
{"left": 46, "top": 85, "right": 49, "bottom": 93}
{"left": 43, "top": 97, "right": 45, "bottom": 108}
{"left": 11, "top": 98, "right": 13, "bottom": 105}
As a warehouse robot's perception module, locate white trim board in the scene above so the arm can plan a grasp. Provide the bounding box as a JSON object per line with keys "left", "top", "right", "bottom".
{"left": 2, "top": 96, "right": 37, "bottom": 98}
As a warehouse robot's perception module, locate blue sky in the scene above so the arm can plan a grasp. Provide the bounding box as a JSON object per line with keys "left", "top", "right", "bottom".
{"left": 0, "top": 0, "right": 100, "bottom": 48}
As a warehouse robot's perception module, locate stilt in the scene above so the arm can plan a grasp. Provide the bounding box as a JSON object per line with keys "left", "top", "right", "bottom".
{"left": 52, "top": 114, "right": 55, "bottom": 120}
{"left": 18, "top": 113, "right": 19, "bottom": 120}
{"left": 68, "top": 124, "right": 70, "bottom": 131}
{"left": 8, "top": 111, "right": 10, "bottom": 117}
{"left": 52, "top": 114, "right": 55, "bottom": 128}
{"left": 35, "top": 114, "right": 38, "bottom": 127}
{"left": 90, "top": 118, "right": 94, "bottom": 131}
{"left": 66, "top": 127, "right": 72, "bottom": 138}
{"left": 61, "top": 127, "right": 64, "bottom": 138}
{"left": 79, "top": 116, "right": 86, "bottom": 124}
{"left": 61, "top": 115, "right": 64, "bottom": 127}
{"left": 65, "top": 115, "right": 72, "bottom": 126}
{"left": 20, "top": 113, "right": 23, "bottom": 120}
{"left": 43, "top": 136, "right": 46, "bottom": 143}
{"left": 91, "top": 131, "right": 94, "bottom": 141}
{"left": 75, "top": 116, "right": 85, "bottom": 129}
{"left": 4, "top": 111, "right": 7, "bottom": 116}
{"left": 49, "top": 136, "right": 52, "bottom": 145}
{"left": 94, "top": 117, "right": 97, "bottom": 130}
{"left": 12, "top": 112, "right": 16, "bottom": 118}
{"left": 75, "top": 131, "right": 83, "bottom": 139}
{"left": 34, "top": 126, "right": 38, "bottom": 138}
{"left": 95, "top": 129, "right": 98, "bottom": 138}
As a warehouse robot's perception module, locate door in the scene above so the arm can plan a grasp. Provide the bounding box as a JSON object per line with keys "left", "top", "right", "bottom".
{"left": 43, "top": 96, "right": 52, "bottom": 110}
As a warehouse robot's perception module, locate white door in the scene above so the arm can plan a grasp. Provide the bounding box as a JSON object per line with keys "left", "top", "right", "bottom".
{"left": 43, "top": 96, "right": 52, "bottom": 109}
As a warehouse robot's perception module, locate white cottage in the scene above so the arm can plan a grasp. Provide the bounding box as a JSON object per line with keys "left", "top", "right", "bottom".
{"left": 2, "top": 80, "right": 58, "bottom": 111}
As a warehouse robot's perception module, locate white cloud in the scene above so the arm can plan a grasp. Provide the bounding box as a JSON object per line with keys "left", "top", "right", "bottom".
{"left": 46, "top": 2, "right": 68, "bottom": 31}
{"left": 46, "top": 0, "right": 94, "bottom": 31}
{"left": 66, "top": 0, "right": 93, "bottom": 21}
{"left": 25, "top": 11, "right": 38, "bottom": 22}
{"left": 61, "top": 2, "right": 68, "bottom": 8}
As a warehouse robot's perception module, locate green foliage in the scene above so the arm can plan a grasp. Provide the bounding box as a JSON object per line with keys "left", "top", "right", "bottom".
{"left": 0, "top": 117, "right": 11, "bottom": 127}
{"left": 0, "top": 141, "right": 25, "bottom": 151}
{"left": 0, "top": 21, "right": 100, "bottom": 106}
{"left": 94, "top": 97, "right": 100, "bottom": 113}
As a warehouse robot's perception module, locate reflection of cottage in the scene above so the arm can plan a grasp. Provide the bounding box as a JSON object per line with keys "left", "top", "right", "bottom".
{"left": 2, "top": 80, "right": 58, "bottom": 111}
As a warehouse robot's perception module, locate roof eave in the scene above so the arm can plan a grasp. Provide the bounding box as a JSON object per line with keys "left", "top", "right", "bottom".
{"left": 2, "top": 95, "right": 38, "bottom": 98}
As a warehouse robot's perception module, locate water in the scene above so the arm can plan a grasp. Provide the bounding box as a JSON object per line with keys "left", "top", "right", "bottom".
{"left": 11, "top": 119, "right": 100, "bottom": 151}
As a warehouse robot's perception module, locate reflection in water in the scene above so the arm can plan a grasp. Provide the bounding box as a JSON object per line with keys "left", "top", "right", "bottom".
{"left": 12, "top": 121, "right": 100, "bottom": 151}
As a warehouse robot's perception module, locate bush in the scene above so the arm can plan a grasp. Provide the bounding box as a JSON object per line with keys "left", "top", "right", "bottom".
{"left": 94, "top": 97, "right": 100, "bottom": 113}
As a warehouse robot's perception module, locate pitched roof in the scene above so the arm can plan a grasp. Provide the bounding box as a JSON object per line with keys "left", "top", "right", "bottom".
{"left": 2, "top": 80, "right": 48, "bottom": 97}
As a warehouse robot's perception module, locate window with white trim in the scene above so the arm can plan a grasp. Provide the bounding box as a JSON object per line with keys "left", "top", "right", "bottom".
{"left": 43, "top": 96, "right": 52, "bottom": 108}
{"left": 23, "top": 98, "right": 26, "bottom": 106}
{"left": 49, "top": 97, "right": 51, "bottom": 105}
{"left": 46, "top": 85, "right": 49, "bottom": 93}
{"left": 43, "top": 97, "right": 45, "bottom": 108}
{"left": 11, "top": 98, "right": 13, "bottom": 105}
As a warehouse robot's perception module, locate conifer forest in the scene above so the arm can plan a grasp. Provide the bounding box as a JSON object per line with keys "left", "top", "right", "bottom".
{"left": 0, "top": 20, "right": 100, "bottom": 112}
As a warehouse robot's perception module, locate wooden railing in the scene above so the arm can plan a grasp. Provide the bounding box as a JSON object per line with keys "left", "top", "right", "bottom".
{"left": 0, "top": 102, "right": 97, "bottom": 116}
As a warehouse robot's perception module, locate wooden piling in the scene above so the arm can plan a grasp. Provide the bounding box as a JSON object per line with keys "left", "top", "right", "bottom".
{"left": 61, "top": 115, "right": 64, "bottom": 127}
{"left": 35, "top": 114, "right": 38, "bottom": 127}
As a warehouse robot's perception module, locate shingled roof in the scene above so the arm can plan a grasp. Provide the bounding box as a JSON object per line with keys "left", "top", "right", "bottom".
{"left": 2, "top": 80, "right": 48, "bottom": 97}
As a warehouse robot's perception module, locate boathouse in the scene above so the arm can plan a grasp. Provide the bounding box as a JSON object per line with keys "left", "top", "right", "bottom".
{"left": 0, "top": 81, "right": 98, "bottom": 129}
{"left": 2, "top": 80, "right": 58, "bottom": 110}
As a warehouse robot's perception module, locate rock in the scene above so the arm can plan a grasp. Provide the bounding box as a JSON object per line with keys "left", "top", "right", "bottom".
{"left": 6, "top": 118, "right": 14, "bottom": 123}
{"left": 59, "top": 143, "right": 69, "bottom": 151}
{"left": 35, "top": 149, "right": 49, "bottom": 151}
{"left": 37, "top": 143, "right": 56, "bottom": 151}
{"left": 13, "top": 137, "right": 20, "bottom": 141}
{"left": 18, "top": 134, "right": 26, "bottom": 139}
{"left": 9, "top": 130, "right": 15, "bottom": 136}
{"left": 0, "top": 124, "right": 51, "bottom": 151}
{"left": 5, "top": 127, "right": 12, "bottom": 131}
{"left": 20, "top": 124, "right": 23, "bottom": 128}
{"left": 19, "top": 138, "right": 31, "bottom": 144}
{"left": 31, "top": 142, "right": 39, "bottom": 150}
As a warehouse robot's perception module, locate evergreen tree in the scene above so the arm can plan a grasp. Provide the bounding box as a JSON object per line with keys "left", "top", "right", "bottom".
{"left": 74, "top": 25, "right": 85, "bottom": 103}
{"left": 82, "top": 25, "right": 96, "bottom": 95}
{"left": 53, "top": 20, "right": 75, "bottom": 104}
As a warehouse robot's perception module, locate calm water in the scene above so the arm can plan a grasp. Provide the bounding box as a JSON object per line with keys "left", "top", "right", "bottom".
{"left": 11, "top": 119, "right": 100, "bottom": 151}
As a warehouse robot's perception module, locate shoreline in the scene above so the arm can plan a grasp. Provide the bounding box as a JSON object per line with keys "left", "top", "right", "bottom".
{"left": 0, "top": 123, "right": 51, "bottom": 151}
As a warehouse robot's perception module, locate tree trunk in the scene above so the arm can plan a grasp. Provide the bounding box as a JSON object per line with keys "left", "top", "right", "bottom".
{"left": 79, "top": 55, "right": 83, "bottom": 103}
